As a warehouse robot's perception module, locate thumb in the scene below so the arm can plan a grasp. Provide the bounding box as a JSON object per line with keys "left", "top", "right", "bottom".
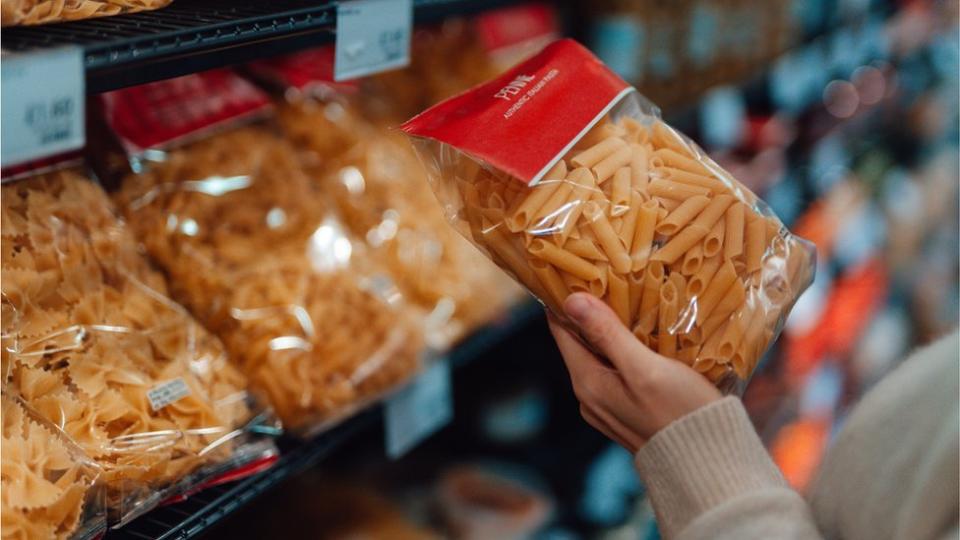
{"left": 563, "top": 293, "right": 653, "bottom": 374}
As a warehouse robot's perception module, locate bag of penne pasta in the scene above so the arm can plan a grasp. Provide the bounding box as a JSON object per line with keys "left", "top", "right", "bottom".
{"left": 1, "top": 0, "right": 172, "bottom": 27}
{"left": 101, "top": 70, "right": 424, "bottom": 435}
{"left": 401, "top": 39, "right": 816, "bottom": 391}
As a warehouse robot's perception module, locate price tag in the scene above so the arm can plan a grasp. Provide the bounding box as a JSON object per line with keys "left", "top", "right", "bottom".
{"left": 1, "top": 47, "right": 84, "bottom": 168}
{"left": 335, "top": 0, "right": 412, "bottom": 81}
{"left": 384, "top": 360, "right": 452, "bottom": 459}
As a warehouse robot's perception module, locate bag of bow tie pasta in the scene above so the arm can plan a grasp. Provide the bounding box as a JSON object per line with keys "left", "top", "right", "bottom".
{"left": 248, "top": 48, "right": 522, "bottom": 349}
{"left": 1, "top": 393, "right": 106, "bottom": 540}
{"left": 102, "top": 70, "right": 423, "bottom": 435}
{"left": 402, "top": 39, "right": 815, "bottom": 391}
{"left": 1, "top": 167, "right": 278, "bottom": 525}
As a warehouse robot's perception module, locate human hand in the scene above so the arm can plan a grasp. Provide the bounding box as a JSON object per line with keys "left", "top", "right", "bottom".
{"left": 549, "top": 293, "right": 723, "bottom": 453}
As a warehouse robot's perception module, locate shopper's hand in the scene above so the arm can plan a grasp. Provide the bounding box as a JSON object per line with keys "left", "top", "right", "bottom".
{"left": 549, "top": 293, "right": 722, "bottom": 453}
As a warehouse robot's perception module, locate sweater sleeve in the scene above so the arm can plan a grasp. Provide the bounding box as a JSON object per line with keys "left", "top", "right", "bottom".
{"left": 634, "top": 396, "right": 823, "bottom": 540}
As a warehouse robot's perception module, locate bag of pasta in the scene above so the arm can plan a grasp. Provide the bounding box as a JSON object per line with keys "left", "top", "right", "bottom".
{"left": 2, "top": 0, "right": 172, "bottom": 26}
{"left": 0, "top": 168, "right": 277, "bottom": 524}
{"left": 250, "top": 48, "right": 522, "bottom": 349}
{"left": 1, "top": 393, "right": 106, "bottom": 540}
{"left": 402, "top": 40, "right": 815, "bottom": 391}
{"left": 103, "top": 71, "right": 423, "bottom": 434}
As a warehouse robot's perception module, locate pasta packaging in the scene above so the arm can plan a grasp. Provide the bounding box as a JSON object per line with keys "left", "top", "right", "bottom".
{"left": 103, "top": 76, "right": 423, "bottom": 433}
{"left": 1, "top": 0, "right": 172, "bottom": 26}
{"left": 402, "top": 40, "right": 815, "bottom": 391}
{"left": 1, "top": 393, "right": 106, "bottom": 540}
{"left": 254, "top": 49, "right": 522, "bottom": 348}
{"left": 0, "top": 169, "right": 276, "bottom": 524}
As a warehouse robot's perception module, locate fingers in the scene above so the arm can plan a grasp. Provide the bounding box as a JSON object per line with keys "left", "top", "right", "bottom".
{"left": 562, "top": 293, "right": 658, "bottom": 374}
{"left": 548, "top": 314, "right": 605, "bottom": 381}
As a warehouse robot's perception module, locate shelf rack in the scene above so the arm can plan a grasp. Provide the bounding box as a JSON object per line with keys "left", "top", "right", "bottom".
{"left": 0, "top": 0, "right": 522, "bottom": 94}
{"left": 110, "top": 301, "right": 543, "bottom": 539}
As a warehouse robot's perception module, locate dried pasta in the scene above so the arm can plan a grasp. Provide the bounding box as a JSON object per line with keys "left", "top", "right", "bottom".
{"left": 407, "top": 103, "right": 815, "bottom": 391}
{"left": 1, "top": 169, "right": 263, "bottom": 521}
{"left": 114, "top": 127, "right": 423, "bottom": 433}
{"left": 2, "top": 0, "right": 171, "bottom": 26}
{"left": 1, "top": 394, "right": 104, "bottom": 540}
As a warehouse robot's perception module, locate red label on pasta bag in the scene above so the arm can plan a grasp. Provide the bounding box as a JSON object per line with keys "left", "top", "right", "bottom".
{"left": 100, "top": 69, "right": 271, "bottom": 154}
{"left": 400, "top": 39, "right": 631, "bottom": 185}
{"left": 475, "top": 3, "right": 558, "bottom": 55}
{"left": 247, "top": 46, "right": 359, "bottom": 95}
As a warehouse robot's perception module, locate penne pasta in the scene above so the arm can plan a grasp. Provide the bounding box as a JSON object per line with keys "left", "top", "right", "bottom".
{"left": 744, "top": 211, "right": 767, "bottom": 273}
{"left": 531, "top": 258, "right": 571, "bottom": 309}
{"left": 695, "top": 260, "right": 737, "bottom": 324}
{"left": 651, "top": 121, "right": 692, "bottom": 157}
{"left": 702, "top": 279, "right": 746, "bottom": 336}
{"left": 618, "top": 192, "right": 643, "bottom": 252}
{"left": 704, "top": 218, "right": 725, "bottom": 257}
{"left": 556, "top": 167, "right": 599, "bottom": 243}
{"left": 528, "top": 239, "right": 602, "bottom": 282}
{"left": 610, "top": 167, "right": 632, "bottom": 216}
{"left": 687, "top": 255, "right": 722, "bottom": 297}
{"left": 657, "top": 167, "right": 729, "bottom": 194}
{"left": 561, "top": 272, "right": 590, "bottom": 294}
{"left": 723, "top": 202, "right": 745, "bottom": 260}
{"left": 635, "top": 261, "right": 665, "bottom": 333}
{"left": 655, "top": 194, "right": 711, "bottom": 236}
{"left": 584, "top": 201, "right": 632, "bottom": 274}
{"left": 592, "top": 146, "right": 633, "bottom": 184}
{"left": 629, "top": 143, "right": 650, "bottom": 192}
{"left": 628, "top": 271, "right": 645, "bottom": 320}
{"left": 648, "top": 179, "right": 711, "bottom": 200}
{"left": 631, "top": 200, "right": 660, "bottom": 270}
{"left": 651, "top": 224, "right": 710, "bottom": 264}
{"left": 506, "top": 178, "right": 563, "bottom": 232}
{"left": 571, "top": 137, "right": 626, "bottom": 169}
{"left": 681, "top": 243, "right": 705, "bottom": 275}
{"left": 528, "top": 179, "right": 576, "bottom": 235}
{"left": 691, "top": 194, "right": 735, "bottom": 230}
{"left": 607, "top": 267, "right": 631, "bottom": 326}
{"left": 565, "top": 238, "right": 607, "bottom": 261}
{"left": 658, "top": 279, "right": 680, "bottom": 357}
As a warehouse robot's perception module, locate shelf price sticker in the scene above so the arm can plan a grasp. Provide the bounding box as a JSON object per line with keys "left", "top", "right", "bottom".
{"left": 1, "top": 47, "right": 84, "bottom": 168}
{"left": 385, "top": 359, "right": 453, "bottom": 459}
{"left": 334, "top": 0, "right": 412, "bottom": 81}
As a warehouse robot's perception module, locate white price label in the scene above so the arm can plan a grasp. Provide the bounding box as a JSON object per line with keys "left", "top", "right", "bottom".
{"left": 1, "top": 47, "right": 84, "bottom": 167}
{"left": 334, "top": 0, "right": 412, "bottom": 81}
{"left": 385, "top": 360, "right": 452, "bottom": 459}
{"left": 147, "top": 378, "right": 191, "bottom": 411}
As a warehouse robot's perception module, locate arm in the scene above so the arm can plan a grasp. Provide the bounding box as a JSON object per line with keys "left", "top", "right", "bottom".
{"left": 550, "top": 293, "right": 823, "bottom": 539}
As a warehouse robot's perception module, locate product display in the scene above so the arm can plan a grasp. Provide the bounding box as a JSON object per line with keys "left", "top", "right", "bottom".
{"left": 113, "top": 124, "right": 422, "bottom": 434}
{"left": 0, "top": 169, "right": 269, "bottom": 523}
{"left": 404, "top": 40, "right": 815, "bottom": 389}
{"left": 1, "top": 0, "right": 171, "bottom": 26}
{"left": 1, "top": 394, "right": 105, "bottom": 540}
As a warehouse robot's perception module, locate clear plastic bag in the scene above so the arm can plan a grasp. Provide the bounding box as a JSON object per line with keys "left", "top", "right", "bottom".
{"left": 1, "top": 393, "right": 106, "bottom": 540}
{"left": 269, "top": 82, "right": 521, "bottom": 349}
{"left": 403, "top": 40, "right": 815, "bottom": 391}
{"left": 1, "top": 0, "right": 172, "bottom": 26}
{"left": 113, "top": 126, "right": 423, "bottom": 434}
{"left": 0, "top": 169, "right": 274, "bottom": 523}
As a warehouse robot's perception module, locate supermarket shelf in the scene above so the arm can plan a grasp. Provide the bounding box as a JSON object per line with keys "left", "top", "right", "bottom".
{"left": 0, "top": 0, "right": 525, "bottom": 94}
{"left": 109, "top": 300, "right": 542, "bottom": 540}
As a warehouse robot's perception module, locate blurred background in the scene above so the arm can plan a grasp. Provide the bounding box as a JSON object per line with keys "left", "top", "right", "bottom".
{"left": 2, "top": 0, "right": 957, "bottom": 539}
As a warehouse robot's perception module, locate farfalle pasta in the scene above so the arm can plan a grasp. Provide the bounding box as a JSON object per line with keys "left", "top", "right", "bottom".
{"left": 114, "top": 126, "right": 422, "bottom": 433}
{"left": 403, "top": 40, "right": 815, "bottom": 391}
{"left": 1, "top": 394, "right": 104, "bottom": 540}
{"left": 1, "top": 169, "right": 270, "bottom": 522}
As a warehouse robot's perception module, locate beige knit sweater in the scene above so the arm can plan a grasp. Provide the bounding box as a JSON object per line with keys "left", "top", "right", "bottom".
{"left": 635, "top": 331, "right": 959, "bottom": 540}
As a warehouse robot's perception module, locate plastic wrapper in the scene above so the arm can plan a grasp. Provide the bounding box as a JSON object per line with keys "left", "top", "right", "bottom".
{"left": 0, "top": 169, "right": 275, "bottom": 523}
{"left": 1, "top": 0, "right": 171, "bottom": 26}
{"left": 1, "top": 393, "right": 106, "bottom": 540}
{"left": 267, "top": 77, "right": 520, "bottom": 348}
{"left": 113, "top": 126, "right": 423, "bottom": 434}
{"left": 402, "top": 40, "right": 815, "bottom": 391}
